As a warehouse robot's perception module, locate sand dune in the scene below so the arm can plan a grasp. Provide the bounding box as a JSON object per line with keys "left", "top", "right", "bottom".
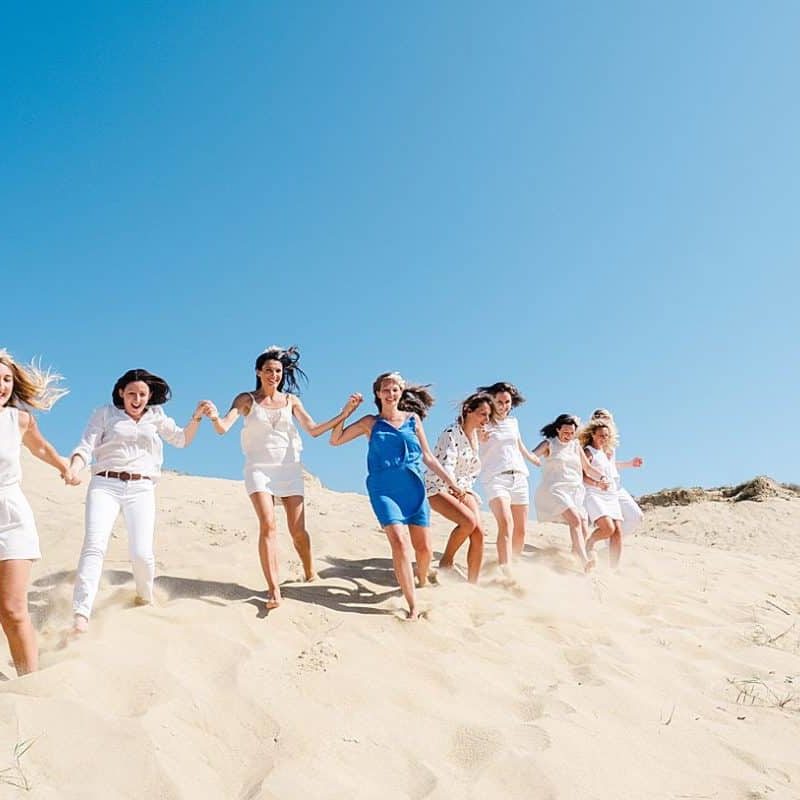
{"left": 1, "top": 454, "right": 798, "bottom": 799}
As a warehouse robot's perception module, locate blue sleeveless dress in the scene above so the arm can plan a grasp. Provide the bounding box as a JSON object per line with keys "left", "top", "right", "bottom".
{"left": 366, "top": 415, "right": 430, "bottom": 527}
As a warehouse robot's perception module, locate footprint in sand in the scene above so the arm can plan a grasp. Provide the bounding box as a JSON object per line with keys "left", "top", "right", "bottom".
{"left": 450, "top": 725, "right": 504, "bottom": 770}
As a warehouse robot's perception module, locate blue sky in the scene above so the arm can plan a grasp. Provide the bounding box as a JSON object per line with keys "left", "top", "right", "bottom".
{"left": 2, "top": 2, "right": 798, "bottom": 499}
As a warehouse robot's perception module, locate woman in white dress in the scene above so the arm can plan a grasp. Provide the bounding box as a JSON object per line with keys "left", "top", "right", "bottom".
{"left": 69, "top": 369, "right": 206, "bottom": 632}
{"left": 590, "top": 408, "right": 644, "bottom": 535}
{"left": 476, "top": 382, "right": 540, "bottom": 573}
{"left": 532, "top": 413, "right": 606, "bottom": 572}
{"left": 0, "top": 350, "right": 78, "bottom": 674}
{"left": 579, "top": 419, "right": 624, "bottom": 568}
{"left": 204, "top": 346, "right": 361, "bottom": 610}
{"left": 426, "top": 391, "right": 494, "bottom": 583}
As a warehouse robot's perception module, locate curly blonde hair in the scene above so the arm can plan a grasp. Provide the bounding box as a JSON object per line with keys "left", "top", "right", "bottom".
{"left": 578, "top": 418, "right": 613, "bottom": 449}
{"left": 0, "top": 349, "right": 68, "bottom": 411}
{"left": 590, "top": 408, "right": 619, "bottom": 449}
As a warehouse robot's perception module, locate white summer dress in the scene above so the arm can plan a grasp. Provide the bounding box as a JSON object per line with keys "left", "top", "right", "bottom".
{"left": 582, "top": 445, "right": 623, "bottom": 524}
{"left": 607, "top": 447, "right": 644, "bottom": 535}
{"left": 0, "top": 407, "right": 41, "bottom": 561}
{"left": 241, "top": 396, "right": 305, "bottom": 497}
{"left": 534, "top": 437, "right": 586, "bottom": 522}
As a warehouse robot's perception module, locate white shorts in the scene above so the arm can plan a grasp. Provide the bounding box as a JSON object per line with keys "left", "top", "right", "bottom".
{"left": 482, "top": 471, "right": 530, "bottom": 505}
{"left": 244, "top": 461, "right": 304, "bottom": 498}
{"left": 0, "top": 484, "right": 41, "bottom": 561}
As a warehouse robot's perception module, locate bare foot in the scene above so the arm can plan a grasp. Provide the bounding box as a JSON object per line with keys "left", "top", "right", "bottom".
{"left": 304, "top": 571, "right": 318, "bottom": 582}
{"left": 405, "top": 607, "right": 419, "bottom": 621}
{"left": 584, "top": 557, "right": 596, "bottom": 574}
{"left": 72, "top": 614, "right": 89, "bottom": 634}
{"left": 133, "top": 595, "right": 151, "bottom": 607}
{"left": 266, "top": 593, "right": 282, "bottom": 610}
{"left": 427, "top": 569, "right": 439, "bottom": 586}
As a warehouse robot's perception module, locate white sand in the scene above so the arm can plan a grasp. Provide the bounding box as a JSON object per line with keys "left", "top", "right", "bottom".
{"left": 1, "top": 453, "right": 798, "bottom": 799}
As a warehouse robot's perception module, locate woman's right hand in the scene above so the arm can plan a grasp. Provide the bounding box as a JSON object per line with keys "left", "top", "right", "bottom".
{"left": 341, "top": 393, "right": 363, "bottom": 417}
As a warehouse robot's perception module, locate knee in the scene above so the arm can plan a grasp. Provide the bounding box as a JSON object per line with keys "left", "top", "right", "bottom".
{"left": 0, "top": 599, "right": 29, "bottom": 629}
{"left": 386, "top": 530, "right": 411, "bottom": 557}
{"left": 259, "top": 519, "right": 278, "bottom": 539}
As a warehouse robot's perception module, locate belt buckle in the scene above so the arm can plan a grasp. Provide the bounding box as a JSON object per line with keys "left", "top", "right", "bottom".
{"left": 119, "top": 471, "right": 132, "bottom": 481}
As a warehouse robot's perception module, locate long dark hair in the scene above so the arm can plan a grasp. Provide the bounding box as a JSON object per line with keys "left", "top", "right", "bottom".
{"left": 112, "top": 369, "right": 171, "bottom": 408}
{"left": 540, "top": 413, "right": 579, "bottom": 439}
{"left": 372, "top": 372, "right": 435, "bottom": 419}
{"left": 254, "top": 345, "right": 308, "bottom": 394}
{"left": 476, "top": 381, "right": 525, "bottom": 407}
{"left": 458, "top": 391, "right": 496, "bottom": 424}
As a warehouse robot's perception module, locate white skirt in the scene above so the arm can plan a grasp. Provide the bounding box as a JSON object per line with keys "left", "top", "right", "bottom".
{"left": 0, "top": 483, "right": 41, "bottom": 561}
{"left": 244, "top": 461, "right": 304, "bottom": 498}
{"left": 534, "top": 481, "right": 587, "bottom": 523}
{"left": 583, "top": 486, "right": 623, "bottom": 524}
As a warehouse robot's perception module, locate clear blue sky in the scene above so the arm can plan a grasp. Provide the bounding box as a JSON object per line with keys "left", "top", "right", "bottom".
{"left": 3, "top": 2, "right": 798, "bottom": 498}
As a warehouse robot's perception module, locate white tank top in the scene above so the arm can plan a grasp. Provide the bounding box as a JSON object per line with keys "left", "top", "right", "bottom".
{"left": 241, "top": 396, "right": 303, "bottom": 466}
{"left": 479, "top": 416, "right": 528, "bottom": 479}
{"left": 0, "top": 407, "right": 22, "bottom": 487}
{"left": 541, "top": 436, "right": 582, "bottom": 485}
{"left": 586, "top": 445, "right": 615, "bottom": 482}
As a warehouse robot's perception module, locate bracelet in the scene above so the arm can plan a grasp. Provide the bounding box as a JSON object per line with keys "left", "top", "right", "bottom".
{"left": 210, "top": 415, "right": 219, "bottom": 422}
{"left": 191, "top": 416, "right": 203, "bottom": 422}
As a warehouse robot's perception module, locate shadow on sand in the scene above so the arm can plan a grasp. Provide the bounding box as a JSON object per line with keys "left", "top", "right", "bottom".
{"left": 30, "top": 555, "right": 402, "bottom": 622}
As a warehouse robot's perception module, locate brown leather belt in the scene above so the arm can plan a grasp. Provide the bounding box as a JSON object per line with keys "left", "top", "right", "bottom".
{"left": 95, "top": 471, "right": 151, "bottom": 482}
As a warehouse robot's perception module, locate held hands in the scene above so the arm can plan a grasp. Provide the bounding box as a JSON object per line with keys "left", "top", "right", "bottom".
{"left": 448, "top": 484, "right": 467, "bottom": 501}
{"left": 60, "top": 460, "right": 81, "bottom": 486}
{"left": 341, "top": 393, "right": 363, "bottom": 418}
{"left": 198, "top": 400, "right": 219, "bottom": 420}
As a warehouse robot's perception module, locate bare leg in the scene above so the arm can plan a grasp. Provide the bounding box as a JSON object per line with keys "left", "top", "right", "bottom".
{"left": 281, "top": 495, "right": 316, "bottom": 581}
{"left": 510, "top": 504, "right": 529, "bottom": 558}
{"left": 384, "top": 524, "right": 418, "bottom": 619}
{"left": 249, "top": 491, "right": 282, "bottom": 608}
{"left": 586, "top": 516, "right": 615, "bottom": 554}
{"left": 562, "top": 507, "right": 593, "bottom": 572}
{"left": 408, "top": 524, "right": 433, "bottom": 587}
{"left": 489, "top": 496, "right": 513, "bottom": 568}
{"left": 0, "top": 560, "right": 37, "bottom": 675}
{"left": 429, "top": 492, "right": 479, "bottom": 572}
{"left": 609, "top": 520, "right": 623, "bottom": 568}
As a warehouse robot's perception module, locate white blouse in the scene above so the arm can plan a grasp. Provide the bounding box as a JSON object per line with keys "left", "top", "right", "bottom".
{"left": 72, "top": 405, "right": 187, "bottom": 479}
{"left": 479, "top": 417, "right": 528, "bottom": 479}
{"left": 425, "top": 422, "right": 481, "bottom": 496}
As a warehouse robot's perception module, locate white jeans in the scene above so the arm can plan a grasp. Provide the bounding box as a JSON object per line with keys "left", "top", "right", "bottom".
{"left": 73, "top": 476, "right": 156, "bottom": 619}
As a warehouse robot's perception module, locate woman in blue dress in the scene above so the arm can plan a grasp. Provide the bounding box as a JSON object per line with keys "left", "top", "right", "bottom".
{"left": 330, "top": 372, "right": 464, "bottom": 619}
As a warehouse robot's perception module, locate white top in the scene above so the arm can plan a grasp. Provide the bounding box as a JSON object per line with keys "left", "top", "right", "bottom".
{"left": 0, "top": 407, "right": 22, "bottom": 488}
{"left": 479, "top": 417, "right": 528, "bottom": 479}
{"left": 606, "top": 447, "right": 622, "bottom": 487}
{"left": 584, "top": 445, "right": 616, "bottom": 484}
{"left": 425, "top": 422, "right": 481, "bottom": 495}
{"left": 241, "top": 396, "right": 303, "bottom": 467}
{"left": 72, "top": 405, "right": 187, "bottom": 478}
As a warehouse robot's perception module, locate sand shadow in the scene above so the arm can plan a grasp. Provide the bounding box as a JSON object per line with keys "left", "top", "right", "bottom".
{"left": 30, "top": 564, "right": 399, "bottom": 621}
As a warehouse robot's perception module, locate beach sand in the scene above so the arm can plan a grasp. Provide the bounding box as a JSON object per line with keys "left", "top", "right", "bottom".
{"left": 1, "top": 454, "right": 798, "bottom": 799}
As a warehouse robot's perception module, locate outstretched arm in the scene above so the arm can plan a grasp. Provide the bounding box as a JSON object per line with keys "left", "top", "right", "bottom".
{"left": 293, "top": 393, "right": 363, "bottom": 438}
{"left": 20, "top": 412, "right": 79, "bottom": 485}
{"left": 532, "top": 440, "right": 550, "bottom": 459}
{"left": 518, "top": 437, "right": 541, "bottom": 467}
{"left": 330, "top": 413, "right": 374, "bottom": 446}
{"left": 205, "top": 394, "right": 250, "bottom": 435}
{"left": 617, "top": 456, "right": 644, "bottom": 469}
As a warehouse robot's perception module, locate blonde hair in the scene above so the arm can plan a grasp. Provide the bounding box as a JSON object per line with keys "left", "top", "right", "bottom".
{"left": 578, "top": 418, "right": 613, "bottom": 449}
{"left": 0, "top": 349, "right": 68, "bottom": 411}
{"left": 590, "top": 408, "right": 619, "bottom": 449}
